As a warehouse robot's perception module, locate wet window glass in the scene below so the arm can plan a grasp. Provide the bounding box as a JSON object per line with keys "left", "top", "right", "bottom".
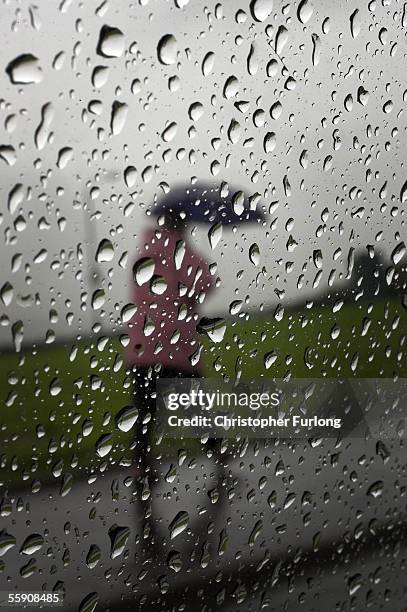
{"left": 1, "top": 1, "right": 407, "bottom": 610}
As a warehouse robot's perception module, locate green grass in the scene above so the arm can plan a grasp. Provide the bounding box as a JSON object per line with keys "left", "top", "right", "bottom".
{"left": 201, "top": 297, "right": 406, "bottom": 379}
{"left": 0, "top": 297, "right": 406, "bottom": 489}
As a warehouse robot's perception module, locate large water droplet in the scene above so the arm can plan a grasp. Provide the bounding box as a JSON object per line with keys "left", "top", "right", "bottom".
{"left": 174, "top": 240, "right": 185, "bottom": 270}
{"left": 167, "top": 550, "right": 182, "bottom": 572}
{"left": 197, "top": 317, "right": 226, "bottom": 343}
{"left": 248, "top": 520, "right": 263, "bottom": 546}
{"left": 263, "top": 131, "right": 276, "bottom": 153}
{"left": 20, "top": 534, "right": 44, "bottom": 555}
{"left": 297, "top": 0, "right": 313, "bottom": 24}
{"left": 350, "top": 9, "right": 361, "bottom": 39}
{"left": 202, "top": 52, "right": 215, "bottom": 76}
{"left": 249, "top": 243, "right": 260, "bottom": 265}
{"left": 367, "top": 480, "right": 383, "bottom": 498}
{"left": 35, "top": 103, "right": 54, "bottom": 151}
{"left": 223, "top": 76, "right": 239, "bottom": 99}
{"left": 115, "top": 406, "right": 138, "bottom": 432}
{"left": 0, "top": 530, "right": 16, "bottom": 556}
{"left": 188, "top": 102, "right": 204, "bottom": 122}
{"left": 157, "top": 34, "right": 178, "bottom": 65}
{"left": 57, "top": 147, "right": 73, "bottom": 169}
{"left": 110, "top": 101, "right": 128, "bottom": 135}
{"left": 8, "top": 184, "right": 24, "bottom": 215}
{"left": 96, "top": 239, "right": 114, "bottom": 262}
{"left": 79, "top": 592, "right": 99, "bottom": 612}
{"left": 86, "top": 545, "right": 101, "bottom": 569}
{"left": 12, "top": 321, "right": 24, "bottom": 352}
{"left": 95, "top": 433, "right": 113, "bottom": 458}
{"left": 0, "top": 283, "right": 13, "bottom": 307}
{"left": 357, "top": 86, "right": 369, "bottom": 106}
{"left": 92, "top": 65, "right": 110, "bottom": 88}
{"left": 109, "top": 524, "right": 130, "bottom": 558}
{"left": 250, "top": 0, "right": 273, "bottom": 22}
{"left": 162, "top": 121, "right": 178, "bottom": 142}
{"left": 208, "top": 223, "right": 222, "bottom": 249}
{"left": 275, "top": 26, "right": 288, "bottom": 55}
{"left": 6, "top": 54, "right": 43, "bottom": 84}
{"left": 311, "top": 33, "right": 320, "bottom": 66}
{"left": 97, "top": 25, "right": 125, "bottom": 58}
{"left": 264, "top": 351, "right": 277, "bottom": 369}
{"left": 169, "top": 510, "right": 189, "bottom": 539}
{"left": 391, "top": 242, "right": 405, "bottom": 265}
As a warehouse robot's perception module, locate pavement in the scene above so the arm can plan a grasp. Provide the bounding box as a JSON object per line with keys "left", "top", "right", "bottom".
{"left": 1, "top": 436, "right": 407, "bottom": 611}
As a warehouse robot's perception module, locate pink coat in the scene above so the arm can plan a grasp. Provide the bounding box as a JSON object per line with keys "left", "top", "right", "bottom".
{"left": 127, "top": 227, "right": 215, "bottom": 374}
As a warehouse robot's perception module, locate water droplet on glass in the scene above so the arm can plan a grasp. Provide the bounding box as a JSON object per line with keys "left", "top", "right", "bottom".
{"left": 367, "top": 480, "right": 384, "bottom": 498}
{"left": 250, "top": 0, "right": 273, "bottom": 22}
{"left": 391, "top": 242, "right": 405, "bottom": 265}
{"left": 298, "top": 0, "right": 313, "bottom": 24}
{"left": 8, "top": 184, "right": 24, "bottom": 214}
{"left": 169, "top": 510, "right": 189, "bottom": 539}
{"left": 275, "top": 26, "right": 288, "bottom": 55}
{"left": 350, "top": 9, "right": 361, "bottom": 39}
{"left": 95, "top": 433, "right": 113, "bottom": 458}
{"left": 157, "top": 34, "right": 178, "bottom": 65}
{"left": 96, "top": 238, "right": 114, "bottom": 263}
{"left": 162, "top": 121, "right": 178, "bottom": 142}
{"left": 223, "top": 76, "right": 239, "bottom": 99}
{"left": 0, "top": 283, "right": 13, "bottom": 307}
{"left": 357, "top": 86, "right": 369, "bottom": 106}
{"left": 202, "top": 52, "right": 215, "bottom": 76}
{"left": 6, "top": 54, "right": 43, "bottom": 84}
{"left": 188, "top": 102, "right": 204, "bottom": 122}
{"left": 97, "top": 25, "right": 125, "bottom": 58}
{"left": 34, "top": 103, "right": 54, "bottom": 151}
{"left": 86, "top": 545, "right": 101, "bottom": 569}
{"left": 249, "top": 243, "right": 260, "bottom": 265}
{"left": 79, "top": 592, "right": 99, "bottom": 612}
{"left": 263, "top": 131, "right": 276, "bottom": 153}
{"left": 264, "top": 351, "right": 277, "bottom": 369}
{"left": 197, "top": 317, "right": 226, "bottom": 343}
{"left": 115, "top": 406, "right": 138, "bottom": 432}
{"left": 0, "top": 530, "right": 16, "bottom": 556}
{"left": 109, "top": 524, "right": 130, "bottom": 558}
{"left": 248, "top": 520, "right": 263, "bottom": 546}
{"left": 56, "top": 147, "right": 73, "bottom": 169}
{"left": 110, "top": 101, "right": 128, "bottom": 135}
{"left": 167, "top": 550, "right": 182, "bottom": 572}
{"left": 311, "top": 33, "right": 320, "bottom": 66}
{"left": 20, "top": 534, "right": 44, "bottom": 555}
{"left": 208, "top": 223, "right": 222, "bottom": 249}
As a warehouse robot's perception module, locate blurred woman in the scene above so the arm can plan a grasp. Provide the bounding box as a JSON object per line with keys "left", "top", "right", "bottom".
{"left": 127, "top": 212, "right": 215, "bottom": 545}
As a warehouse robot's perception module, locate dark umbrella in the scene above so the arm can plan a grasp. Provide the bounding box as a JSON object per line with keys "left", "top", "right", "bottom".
{"left": 151, "top": 182, "right": 265, "bottom": 225}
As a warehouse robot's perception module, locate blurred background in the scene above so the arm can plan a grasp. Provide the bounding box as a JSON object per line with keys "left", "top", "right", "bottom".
{"left": 0, "top": 0, "right": 407, "bottom": 610}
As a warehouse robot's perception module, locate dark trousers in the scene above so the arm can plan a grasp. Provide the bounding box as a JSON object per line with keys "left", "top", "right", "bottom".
{"left": 133, "top": 365, "right": 220, "bottom": 476}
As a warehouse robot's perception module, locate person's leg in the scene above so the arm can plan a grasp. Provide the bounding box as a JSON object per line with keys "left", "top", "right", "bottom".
{"left": 133, "top": 365, "right": 187, "bottom": 552}
{"left": 133, "top": 366, "right": 159, "bottom": 551}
